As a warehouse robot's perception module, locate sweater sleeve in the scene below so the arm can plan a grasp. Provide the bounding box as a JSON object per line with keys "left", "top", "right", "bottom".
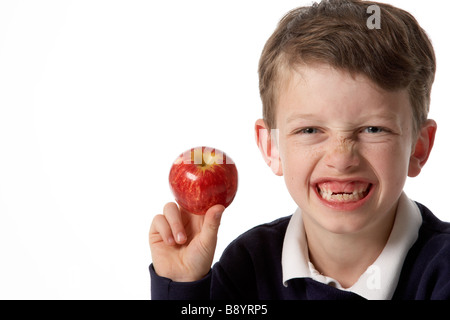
{"left": 149, "top": 264, "right": 212, "bottom": 300}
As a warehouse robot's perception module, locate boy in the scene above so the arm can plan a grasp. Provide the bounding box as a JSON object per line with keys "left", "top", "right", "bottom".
{"left": 149, "top": 0, "right": 450, "bottom": 299}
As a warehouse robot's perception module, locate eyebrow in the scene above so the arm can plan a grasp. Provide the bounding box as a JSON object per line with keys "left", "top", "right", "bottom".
{"left": 285, "top": 111, "right": 400, "bottom": 125}
{"left": 286, "top": 113, "right": 317, "bottom": 124}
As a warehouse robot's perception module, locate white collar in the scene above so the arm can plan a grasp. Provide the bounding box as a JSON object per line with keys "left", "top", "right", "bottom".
{"left": 281, "top": 192, "right": 422, "bottom": 300}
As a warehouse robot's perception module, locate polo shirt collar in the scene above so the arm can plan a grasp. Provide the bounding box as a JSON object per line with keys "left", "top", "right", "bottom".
{"left": 281, "top": 192, "right": 422, "bottom": 300}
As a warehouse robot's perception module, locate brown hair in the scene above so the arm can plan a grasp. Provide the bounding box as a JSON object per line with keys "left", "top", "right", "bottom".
{"left": 258, "top": 0, "right": 436, "bottom": 135}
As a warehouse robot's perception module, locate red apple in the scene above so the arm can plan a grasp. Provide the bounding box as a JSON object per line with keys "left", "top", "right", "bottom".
{"left": 169, "top": 146, "right": 238, "bottom": 215}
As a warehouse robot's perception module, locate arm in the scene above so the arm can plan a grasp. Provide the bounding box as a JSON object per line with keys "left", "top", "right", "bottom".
{"left": 150, "top": 264, "right": 212, "bottom": 300}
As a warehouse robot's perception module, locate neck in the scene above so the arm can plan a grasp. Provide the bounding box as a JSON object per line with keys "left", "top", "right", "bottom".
{"left": 303, "top": 206, "right": 397, "bottom": 288}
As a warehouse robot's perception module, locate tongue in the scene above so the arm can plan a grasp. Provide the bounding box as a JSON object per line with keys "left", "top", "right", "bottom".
{"left": 318, "top": 181, "right": 369, "bottom": 193}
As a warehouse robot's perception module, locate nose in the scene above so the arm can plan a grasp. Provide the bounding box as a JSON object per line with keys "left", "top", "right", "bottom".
{"left": 324, "top": 136, "right": 360, "bottom": 172}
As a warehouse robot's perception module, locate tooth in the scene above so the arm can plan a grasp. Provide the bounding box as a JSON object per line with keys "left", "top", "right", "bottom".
{"left": 320, "top": 190, "right": 364, "bottom": 202}
{"left": 318, "top": 185, "right": 369, "bottom": 202}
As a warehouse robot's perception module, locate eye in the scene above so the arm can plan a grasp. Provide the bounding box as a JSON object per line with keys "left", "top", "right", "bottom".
{"left": 363, "top": 126, "right": 385, "bottom": 134}
{"left": 296, "top": 127, "right": 319, "bottom": 134}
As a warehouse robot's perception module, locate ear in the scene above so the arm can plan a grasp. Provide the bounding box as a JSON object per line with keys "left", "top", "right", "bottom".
{"left": 255, "top": 119, "right": 283, "bottom": 176}
{"left": 408, "top": 119, "right": 437, "bottom": 178}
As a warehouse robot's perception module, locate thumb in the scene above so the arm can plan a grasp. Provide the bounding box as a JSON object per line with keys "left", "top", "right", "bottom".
{"left": 198, "top": 204, "right": 225, "bottom": 249}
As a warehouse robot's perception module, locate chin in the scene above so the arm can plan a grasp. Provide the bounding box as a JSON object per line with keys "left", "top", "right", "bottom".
{"left": 305, "top": 209, "right": 362, "bottom": 234}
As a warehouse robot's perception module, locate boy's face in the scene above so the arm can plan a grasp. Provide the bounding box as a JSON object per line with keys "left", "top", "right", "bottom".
{"left": 258, "top": 64, "right": 429, "bottom": 235}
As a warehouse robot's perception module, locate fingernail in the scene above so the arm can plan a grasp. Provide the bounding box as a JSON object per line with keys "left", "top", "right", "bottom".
{"left": 167, "top": 236, "right": 174, "bottom": 245}
{"left": 177, "top": 232, "right": 186, "bottom": 243}
{"left": 215, "top": 209, "right": 224, "bottom": 220}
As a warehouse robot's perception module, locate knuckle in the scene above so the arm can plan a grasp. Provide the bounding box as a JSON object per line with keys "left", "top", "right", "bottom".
{"left": 151, "top": 214, "right": 169, "bottom": 233}
{"left": 152, "top": 214, "right": 165, "bottom": 226}
{"left": 163, "top": 202, "right": 178, "bottom": 214}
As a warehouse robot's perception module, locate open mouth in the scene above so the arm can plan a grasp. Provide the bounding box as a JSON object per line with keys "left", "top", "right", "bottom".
{"left": 315, "top": 181, "right": 372, "bottom": 203}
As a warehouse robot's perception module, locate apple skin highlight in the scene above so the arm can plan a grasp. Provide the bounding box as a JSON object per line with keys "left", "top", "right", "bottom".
{"left": 169, "top": 146, "right": 238, "bottom": 215}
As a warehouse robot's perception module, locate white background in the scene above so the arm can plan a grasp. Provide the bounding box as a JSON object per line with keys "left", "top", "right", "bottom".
{"left": 0, "top": 0, "right": 448, "bottom": 299}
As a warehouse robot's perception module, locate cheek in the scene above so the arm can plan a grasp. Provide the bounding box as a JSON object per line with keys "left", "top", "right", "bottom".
{"left": 280, "top": 144, "right": 321, "bottom": 193}
{"left": 362, "top": 142, "right": 411, "bottom": 187}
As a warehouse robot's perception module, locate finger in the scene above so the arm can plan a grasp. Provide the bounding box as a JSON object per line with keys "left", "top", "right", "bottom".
{"left": 198, "top": 204, "right": 225, "bottom": 250}
{"left": 163, "top": 202, "right": 187, "bottom": 244}
{"left": 150, "top": 214, "right": 175, "bottom": 246}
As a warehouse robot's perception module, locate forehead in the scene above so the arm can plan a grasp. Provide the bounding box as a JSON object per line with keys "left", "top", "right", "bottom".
{"left": 276, "top": 64, "right": 412, "bottom": 126}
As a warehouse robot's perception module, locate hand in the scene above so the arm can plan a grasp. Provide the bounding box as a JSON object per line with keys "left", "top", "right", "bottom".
{"left": 149, "top": 202, "right": 225, "bottom": 282}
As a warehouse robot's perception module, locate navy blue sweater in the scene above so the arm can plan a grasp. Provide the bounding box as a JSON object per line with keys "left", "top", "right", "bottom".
{"left": 150, "top": 203, "right": 450, "bottom": 300}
